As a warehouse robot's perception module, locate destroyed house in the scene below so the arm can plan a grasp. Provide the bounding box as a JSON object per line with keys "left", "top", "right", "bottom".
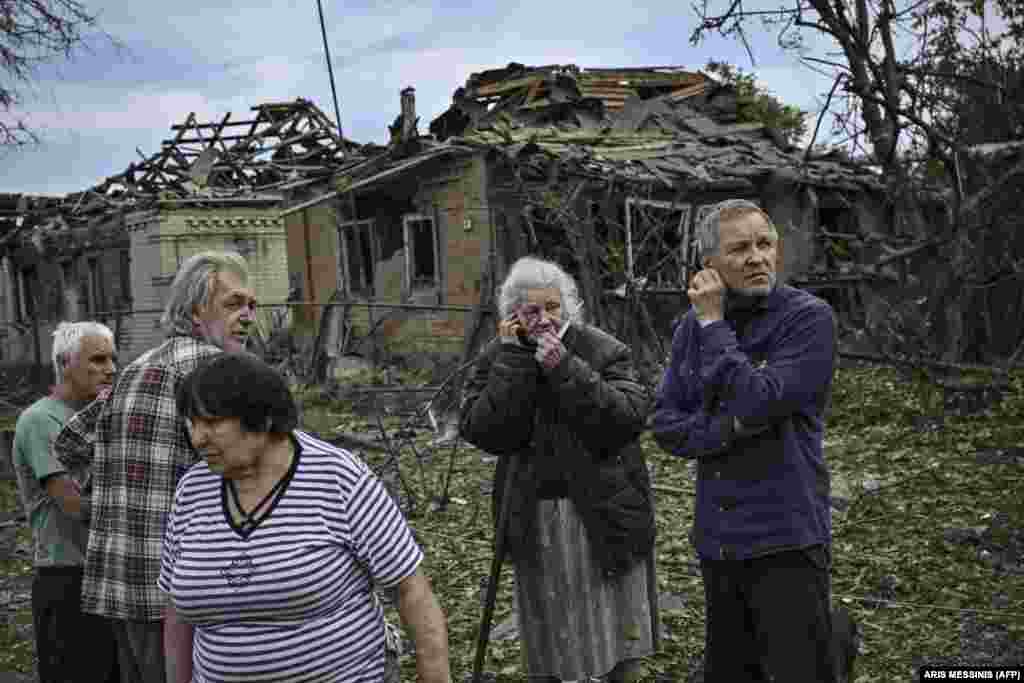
{"left": 283, "top": 63, "right": 888, "bottom": 373}
{"left": 0, "top": 99, "right": 362, "bottom": 369}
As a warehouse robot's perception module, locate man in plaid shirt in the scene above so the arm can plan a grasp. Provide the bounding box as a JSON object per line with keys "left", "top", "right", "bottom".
{"left": 54, "top": 251, "right": 258, "bottom": 682}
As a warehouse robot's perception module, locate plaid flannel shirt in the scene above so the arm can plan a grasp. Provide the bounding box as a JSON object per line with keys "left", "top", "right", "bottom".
{"left": 54, "top": 335, "right": 222, "bottom": 621}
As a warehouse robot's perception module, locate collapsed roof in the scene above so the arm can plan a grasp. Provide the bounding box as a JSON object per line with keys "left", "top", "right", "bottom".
{"left": 1, "top": 99, "right": 371, "bottom": 250}
{"left": 93, "top": 98, "right": 364, "bottom": 199}
{"left": 0, "top": 192, "right": 113, "bottom": 247}
{"left": 426, "top": 62, "right": 881, "bottom": 192}
{"left": 429, "top": 63, "right": 713, "bottom": 138}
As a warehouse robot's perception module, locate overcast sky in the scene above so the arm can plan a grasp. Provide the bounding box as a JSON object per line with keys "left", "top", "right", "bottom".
{"left": 0, "top": 0, "right": 955, "bottom": 195}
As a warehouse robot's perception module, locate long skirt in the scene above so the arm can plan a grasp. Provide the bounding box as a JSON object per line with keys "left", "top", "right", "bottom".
{"left": 514, "top": 497, "right": 654, "bottom": 680}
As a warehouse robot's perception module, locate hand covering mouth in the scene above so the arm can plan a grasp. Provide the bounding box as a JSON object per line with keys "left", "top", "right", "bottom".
{"left": 529, "top": 320, "right": 558, "bottom": 337}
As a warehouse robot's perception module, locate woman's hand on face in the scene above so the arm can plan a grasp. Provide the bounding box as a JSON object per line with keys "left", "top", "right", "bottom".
{"left": 534, "top": 330, "right": 566, "bottom": 370}
{"left": 499, "top": 304, "right": 546, "bottom": 347}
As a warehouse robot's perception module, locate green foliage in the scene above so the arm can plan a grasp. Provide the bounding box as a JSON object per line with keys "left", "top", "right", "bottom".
{"left": 606, "top": 240, "right": 626, "bottom": 275}
{"left": 0, "top": 480, "right": 19, "bottom": 520}
{"left": 824, "top": 236, "right": 851, "bottom": 261}
{"left": 910, "top": 0, "right": 1024, "bottom": 150}
{"left": 704, "top": 60, "right": 808, "bottom": 147}
{"left": 333, "top": 366, "right": 390, "bottom": 386}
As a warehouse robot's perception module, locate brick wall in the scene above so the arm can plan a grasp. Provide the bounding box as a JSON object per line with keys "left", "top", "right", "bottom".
{"left": 284, "top": 203, "right": 339, "bottom": 333}
{"left": 364, "top": 154, "right": 490, "bottom": 358}
{"left": 281, "top": 154, "right": 495, "bottom": 361}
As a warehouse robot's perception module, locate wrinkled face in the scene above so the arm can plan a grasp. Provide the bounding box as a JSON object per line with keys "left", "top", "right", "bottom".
{"left": 64, "top": 334, "right": 116, "bottom": 403}
{"left": 192, "top": 270, "right": 258, "bottom": 353}
{"left": 186, "top": 415, "right": 268, "bottom": 480}
{"left": 705, "top": 210, "right": 779, "bottom": 296}
{"left": 517, "top": 287, "right": 563, "bottom": 339}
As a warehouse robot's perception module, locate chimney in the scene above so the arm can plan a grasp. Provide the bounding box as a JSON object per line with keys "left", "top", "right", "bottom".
{"left": 401, "top": 87, "right": 417, "bottom": 140}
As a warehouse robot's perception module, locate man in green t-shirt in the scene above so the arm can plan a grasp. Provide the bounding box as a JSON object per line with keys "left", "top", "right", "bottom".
{"left": 13, "top": 321, "right": 119, "bottom": 683}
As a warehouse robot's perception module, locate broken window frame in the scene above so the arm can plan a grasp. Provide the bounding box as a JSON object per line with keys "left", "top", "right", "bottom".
{"left": 337, "top": 218, "right": 378, "bottom": 297}
{"left": 624, "top": 197, "right": 695, "bottom": 290}
{"left": 402, "top": 212, "right": 440, "bottom": 293}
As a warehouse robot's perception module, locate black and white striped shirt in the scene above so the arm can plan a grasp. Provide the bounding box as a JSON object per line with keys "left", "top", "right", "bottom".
{"left": 159, "top": 431, "right": 422, "bottom": 682}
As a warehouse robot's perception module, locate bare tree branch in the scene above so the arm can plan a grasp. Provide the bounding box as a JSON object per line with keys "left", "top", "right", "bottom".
{"left": 805, "top": 73, "right": 846, "bottom": 160}
{"left": 803, "top": 55, "right": 853, "bottom": 73}
{"left": 0, "top": 0, "right": 117, "bottom": 146}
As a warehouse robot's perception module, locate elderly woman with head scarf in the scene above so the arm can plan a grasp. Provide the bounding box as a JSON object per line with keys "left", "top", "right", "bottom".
{"left": 460, "top": 256, "right": 657, "bottom": 683}
{"left": 159, "top": 352, "right": 450, "bottom": 683}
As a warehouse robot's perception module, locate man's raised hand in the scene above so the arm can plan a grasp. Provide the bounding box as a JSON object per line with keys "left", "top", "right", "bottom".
{"left": 688, "top": 267, "right": 727, "bottom": 323}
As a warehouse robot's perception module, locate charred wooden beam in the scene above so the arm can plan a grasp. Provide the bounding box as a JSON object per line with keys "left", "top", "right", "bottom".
{"left": 172, "top": 118, "right": 261, "bottom": 130}
{"left": 162, "top": 132, "right": 334, "bottom": 144}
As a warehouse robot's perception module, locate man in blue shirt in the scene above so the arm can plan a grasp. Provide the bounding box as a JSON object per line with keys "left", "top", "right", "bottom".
{"left": 652, "top": 199, "right": 846, "bottom": 682}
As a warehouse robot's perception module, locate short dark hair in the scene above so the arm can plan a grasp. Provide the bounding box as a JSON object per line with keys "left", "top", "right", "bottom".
{"left": 176, "top": 352, "right": 298, "bottom": 434}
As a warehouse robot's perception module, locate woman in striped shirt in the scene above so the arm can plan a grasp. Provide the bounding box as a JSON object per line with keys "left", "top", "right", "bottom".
{"left": 158, "top": 352, "right": 450, "bottom": 683}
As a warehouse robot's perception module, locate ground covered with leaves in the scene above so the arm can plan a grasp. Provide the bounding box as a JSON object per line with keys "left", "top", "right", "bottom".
{"left": 0, "top": 363, "right": 1021, "bottom": 681}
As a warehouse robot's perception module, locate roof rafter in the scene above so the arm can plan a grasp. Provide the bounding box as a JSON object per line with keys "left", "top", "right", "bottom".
{"left": 91, "top": 98, "right": 361, "bottom": 199}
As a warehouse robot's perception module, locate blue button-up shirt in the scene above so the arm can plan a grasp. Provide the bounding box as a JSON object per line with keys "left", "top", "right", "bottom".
{"left": 651, "top": 284, "right": 836, "bottom": 561}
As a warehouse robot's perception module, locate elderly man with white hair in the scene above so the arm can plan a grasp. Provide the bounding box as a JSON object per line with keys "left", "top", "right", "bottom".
{"left": 651, "top": 199, "right": 852, "bottom": 682}
{"left": 54, "top": 251, "right": 258, "bottom": 683}
{"left": 460, "top": 255, "right": 656, "bottom": 683}
{"left": 12, "top": 321, "right": 119, "bottom": 683}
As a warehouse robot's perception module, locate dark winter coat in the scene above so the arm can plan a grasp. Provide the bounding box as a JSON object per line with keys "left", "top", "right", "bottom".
{"left": 460, "top": 323, "right": 655, "bottom": 575}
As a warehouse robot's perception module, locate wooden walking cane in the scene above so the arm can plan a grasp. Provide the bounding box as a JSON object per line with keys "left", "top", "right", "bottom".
{"left": 472, "top": 452, "right": 520, "bottom": 683}
{"left": 646, "top": 549, "right": 661, "bottom": 652}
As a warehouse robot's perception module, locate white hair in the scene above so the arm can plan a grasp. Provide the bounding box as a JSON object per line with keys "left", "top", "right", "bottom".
{"left": 497, "top": 256, "right": 584, "bottom": 324}
{"left": 161, "top": 251, "right": 250, "bottom": 335}
{"left": 52, "top": 321, "right": 114, "bottom": 384}
{"left": 695, "top": 199, "right": 776, "bottom": 259}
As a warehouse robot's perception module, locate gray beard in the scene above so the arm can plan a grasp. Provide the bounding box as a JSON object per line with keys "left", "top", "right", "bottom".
{"left": 726, "top": 274, "right": 777, "bottom": 311}
{"left": 735, "top": 271, "right": 777, "bottom": 295}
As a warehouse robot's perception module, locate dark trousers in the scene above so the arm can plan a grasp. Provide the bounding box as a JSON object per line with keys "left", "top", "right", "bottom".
{"left": 110, "top": 618, "right": 166, "bottom": 683}
{"left": 700, "top": 546, "right": 837, "bottom": 683}
{"left": 32, "top": 567, "right": 119, "bottom": 683}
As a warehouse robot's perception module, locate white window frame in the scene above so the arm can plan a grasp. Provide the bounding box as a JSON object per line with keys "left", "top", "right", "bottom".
{"left": 402, "top": 212, "right": 440, "bottom": 293}
{"left": 624, "top": 197, "right": 693, "bottom": 288}
{"left": 337, "top": 218, "right": 377, "bottom": 297}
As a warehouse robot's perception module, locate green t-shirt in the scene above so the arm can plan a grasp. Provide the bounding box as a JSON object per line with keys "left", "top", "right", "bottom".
{"left": 12, "top": 396, "right": 88, "bottom": 567}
